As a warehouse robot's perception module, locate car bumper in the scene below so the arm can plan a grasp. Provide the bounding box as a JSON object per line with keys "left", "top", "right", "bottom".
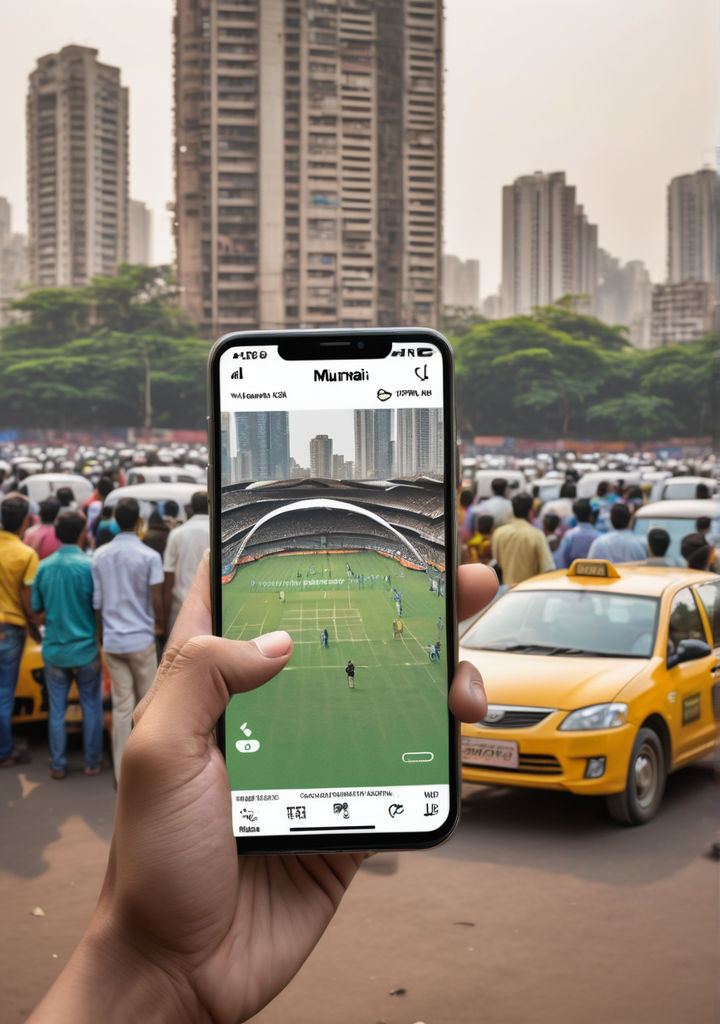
{"left": 461, "top": 723, "right": 635, "bottom": 795}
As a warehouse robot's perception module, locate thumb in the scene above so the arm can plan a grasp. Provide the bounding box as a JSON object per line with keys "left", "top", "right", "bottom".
{"left": 133, "top": 631, "right": 293, "bottom": 743}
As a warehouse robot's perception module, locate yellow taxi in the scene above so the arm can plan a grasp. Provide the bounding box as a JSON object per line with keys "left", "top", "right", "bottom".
{"left": 460, "top": 560, "right": 720, "bottom": 824}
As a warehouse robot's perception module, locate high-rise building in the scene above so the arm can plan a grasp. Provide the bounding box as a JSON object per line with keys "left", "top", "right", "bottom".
{"left": 309, "top": 433, "right": 333, "bottom": 477}
{"left": 331, "top": 452, "right": 350, "bottom": 479}
{"left": 174, "top": 0, "right": 443, "bottom": 338}
{"left": 26, "top": 45, "right": 129, "bottom": 287}
{"left": 501, "top": 171, "right": 598, "bottom": 317}
{"left": 667, "top": 168, "right": 719, "bottom": 285}
{"left": 354, "top": 408, "right": 393, "bottom": 479}
{"left": 0, "top": 198, "right": 28, "bottom": 327}
{"left": 233, "top": 410, "right": 290, "bottom": 479}
{"left": 220, "top": 411, "right": 231, "bottom": 484}
{"left": 443, "top": 255, "right": 479, "bottom": 308}
{"left": 650, "top": 280, "right": 712, "bottom": 347}
{"left": 129, "top": 199, "right": 153, "bottom": 265}
{"left": 596, "top": 249, "right": 653, "bottom": 349}
{"left": 396, "top": 407, "right": 442, "bottom": 477}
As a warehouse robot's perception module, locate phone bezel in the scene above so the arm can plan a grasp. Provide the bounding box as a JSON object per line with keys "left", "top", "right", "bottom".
{"left": 208, "top": 327, "right": 459, "bottom": 854}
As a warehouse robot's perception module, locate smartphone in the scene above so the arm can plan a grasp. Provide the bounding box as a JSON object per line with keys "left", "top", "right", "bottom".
{"left": 208, "top": 328, "right": 458, "bottom": 853}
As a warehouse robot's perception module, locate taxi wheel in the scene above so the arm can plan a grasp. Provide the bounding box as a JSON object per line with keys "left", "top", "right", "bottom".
{"left": 606, "top": 727, "right": 666, "bottom": 826}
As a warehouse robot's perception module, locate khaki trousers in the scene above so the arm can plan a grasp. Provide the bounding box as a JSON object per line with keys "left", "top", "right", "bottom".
{"left": 105, "top": 641, "right": 157, "bottom": 780}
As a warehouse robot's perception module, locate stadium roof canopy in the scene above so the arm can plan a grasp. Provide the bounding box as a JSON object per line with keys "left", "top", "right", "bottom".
{"left": 235, "top": 497, "right": 428, "bottom": 568}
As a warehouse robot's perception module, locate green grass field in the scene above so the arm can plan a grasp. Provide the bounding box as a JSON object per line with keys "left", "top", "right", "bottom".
{"left": 222, "top": 551, "right": 449, "bottom": 790}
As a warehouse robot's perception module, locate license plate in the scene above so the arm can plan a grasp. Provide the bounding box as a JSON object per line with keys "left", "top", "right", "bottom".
{"left": 462, "top": 736, "right": 519, "bottom": 769}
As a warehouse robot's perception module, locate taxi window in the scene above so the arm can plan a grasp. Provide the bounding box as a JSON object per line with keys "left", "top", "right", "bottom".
{"left": 695, "top": 581, "right": 720, "bottom": 646}
{"left": 667, "top": 588, "right": 706, "bottom": 649}
{"left": 462, "top": 589, "right": 658, "bottom": 658}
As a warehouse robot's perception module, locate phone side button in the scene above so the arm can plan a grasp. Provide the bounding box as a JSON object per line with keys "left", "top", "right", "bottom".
{"left": 402, "top": 751, "right": 434, "bottom": 763}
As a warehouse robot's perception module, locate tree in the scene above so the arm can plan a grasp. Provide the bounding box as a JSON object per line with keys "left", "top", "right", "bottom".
{"left": 0, "top": 265, "right": 205, "bottom": 432}
{"left": 1, "top": 289, "right": 90, "bottom": 349}
{"left": 87, "top": 264, "right": 196, "bottom": 337}
{"left": 533, "top": 297, "right": 631, "bottom": 352}
{"left": 586, "top": 393, "right": 681, "bottom": 442}
{"left": 453, "top": 313, "right": 608, "bottom": 438}
{"left": 450, "top": 302, "right": 714, "bottom": 442}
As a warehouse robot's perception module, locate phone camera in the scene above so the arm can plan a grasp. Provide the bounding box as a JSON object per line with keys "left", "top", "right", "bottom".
{"left": 356, "top": 340, "right": 365, "bottom": 350}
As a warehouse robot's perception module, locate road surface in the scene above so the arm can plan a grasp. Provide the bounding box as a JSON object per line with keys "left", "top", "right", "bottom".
{"left": 2, "top": 733, "right": 716, "bottom": 1023}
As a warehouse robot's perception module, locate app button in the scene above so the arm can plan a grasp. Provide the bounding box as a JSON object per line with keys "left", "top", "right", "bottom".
{"left": 235, "top": 739, "right": 260, "bottom": 753}
{"left": 401, "top": 751, "right": 434, "bottom": 763}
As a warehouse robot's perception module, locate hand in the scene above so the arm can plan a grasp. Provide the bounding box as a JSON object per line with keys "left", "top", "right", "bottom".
{"left": 27, "top": 622, "right": 42, "bottom": 644}
{"left": 29, "top": 556, "right": 497, "bottom": 1024}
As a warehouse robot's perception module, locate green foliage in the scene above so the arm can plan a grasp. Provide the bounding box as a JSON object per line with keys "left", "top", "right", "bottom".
{"left": 87, "top": 264, "right": 195, "bottom": 338}
{"left": 2, "top": 289, "right": 90, "bottom": 348}
{"left": 451, "top": 300, "right": 717, "bottom": 441}
{"left": 0, "top": 266, "right": 206, "bottom": 430}
{"left": 586, "top": 393, "right": 681, "bottom": 441}
{"left": 1, "top": 279, "right": 715, "bottom": 439}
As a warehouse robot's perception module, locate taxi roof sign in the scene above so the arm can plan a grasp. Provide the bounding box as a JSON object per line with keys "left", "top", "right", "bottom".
{"left": 567, "top": 559, "right": 620, "bottom": 579}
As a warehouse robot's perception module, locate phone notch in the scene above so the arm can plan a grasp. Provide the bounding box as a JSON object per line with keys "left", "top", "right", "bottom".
{"left": 278, "top": 333, "right": 391, "bottom": 360}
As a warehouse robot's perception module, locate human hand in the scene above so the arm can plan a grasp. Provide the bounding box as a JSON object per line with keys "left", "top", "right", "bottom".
{"left": 29, "top": 556, "right": 497, "bottom": 1024}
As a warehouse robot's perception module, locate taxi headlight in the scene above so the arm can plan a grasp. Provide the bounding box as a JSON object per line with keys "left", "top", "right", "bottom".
{"left": 559, "top": 703, "right": 628, "bottom": 731}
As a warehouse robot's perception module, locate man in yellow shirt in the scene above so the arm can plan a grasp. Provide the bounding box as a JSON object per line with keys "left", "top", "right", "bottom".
{"left": 0, "top": 494, "right": 39, "bottom": 766}
{"left": 492, "top": 492, "right": 555, "bottom": 589}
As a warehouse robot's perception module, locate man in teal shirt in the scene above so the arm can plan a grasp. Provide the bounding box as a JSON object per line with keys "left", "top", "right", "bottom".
{"left": 31, "top": 510, "right": 103, "bottom": 779}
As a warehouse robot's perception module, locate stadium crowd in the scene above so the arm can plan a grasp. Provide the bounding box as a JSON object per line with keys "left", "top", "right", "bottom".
{"left": 221, "top": 478, "right": 445, "bottom": 569}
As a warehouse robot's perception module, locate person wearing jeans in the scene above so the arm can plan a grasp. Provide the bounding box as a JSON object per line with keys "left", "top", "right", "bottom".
{"left": 0, "top": 623, "right": 28, "bottom": 762}
{"left": 30, "top": 509, "right": 103, "bottom": 778}
{"left": 44, "top": 659, "right": 103, "bottom": 777}
{"left": 0, "top": 494, "right": 39, "bottom": 767}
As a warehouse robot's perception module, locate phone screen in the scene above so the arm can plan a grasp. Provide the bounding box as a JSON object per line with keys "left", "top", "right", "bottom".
{"left": 210, "top": 329, "right": 457, "bottom": 850}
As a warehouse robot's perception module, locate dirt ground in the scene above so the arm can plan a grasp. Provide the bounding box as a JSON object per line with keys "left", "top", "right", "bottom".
{"left": 2, "top": 733, "right": 717, "bottom": 1023}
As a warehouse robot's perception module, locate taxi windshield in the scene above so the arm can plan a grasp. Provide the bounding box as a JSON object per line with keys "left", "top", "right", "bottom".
{"left": 463, "top": 590, "right": 660, "bottom": 658}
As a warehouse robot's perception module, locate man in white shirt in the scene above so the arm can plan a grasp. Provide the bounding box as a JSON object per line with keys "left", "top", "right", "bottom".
{"left": 464, "top": 477, "right": 513, "bottom": 535}
{"left": 587, "top": 503, "right": 647, "bottom": 564}
{"left": 92, "top": 498, "right": 164, "bottom": 780}
{"left": 164, "top": 491, "right": 209, "bottom": 632}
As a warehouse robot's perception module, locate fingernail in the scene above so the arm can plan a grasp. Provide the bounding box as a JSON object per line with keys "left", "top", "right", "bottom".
{"left": 253, "top": 631, "right": 292, "bottom": 658}
{"left": 469, "top": 676, "right": 485, "bottom": 695}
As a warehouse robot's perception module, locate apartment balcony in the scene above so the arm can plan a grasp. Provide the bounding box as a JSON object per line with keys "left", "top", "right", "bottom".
{"left": 310, "top": 194, "right": 338, "bottom": 209}
{"left": 304, "top": 308, "right": 339, "bottom": 323}
{"left": 342, "top": 241, "right": 372, "bottom": 256}
{"left": 308, "top": 96, "right": 339, "bottom": 115}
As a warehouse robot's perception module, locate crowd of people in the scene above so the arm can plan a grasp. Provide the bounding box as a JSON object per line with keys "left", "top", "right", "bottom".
{"left": 0, "top": 479, "right": 208, "bottom": 780}
{"left": 459, "top": 474, "right": 718, "bottom": 589}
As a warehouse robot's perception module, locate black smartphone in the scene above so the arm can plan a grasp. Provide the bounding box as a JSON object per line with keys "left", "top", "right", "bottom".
{"left": 208, "top": 327, "right": 458, "bottom": 853}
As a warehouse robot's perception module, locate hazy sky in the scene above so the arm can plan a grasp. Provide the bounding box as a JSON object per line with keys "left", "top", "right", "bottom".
{"left": 290, "top": 410, "right": 355, "bottom": 467}
{"left": 1, "top": 0, "right": 717, "bottom": 296}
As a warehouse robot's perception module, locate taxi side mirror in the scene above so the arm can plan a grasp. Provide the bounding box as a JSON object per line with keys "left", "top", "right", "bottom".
{"left": 667, "top": 638, "right": 712, "bottom": 669}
